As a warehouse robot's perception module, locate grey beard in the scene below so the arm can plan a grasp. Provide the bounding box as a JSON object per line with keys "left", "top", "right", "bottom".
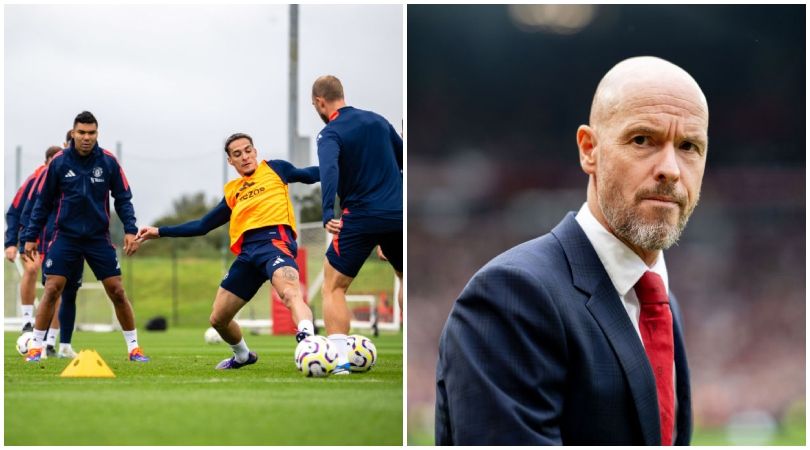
{"left": 599, "top": 191, "right": 697, "bottom": 251}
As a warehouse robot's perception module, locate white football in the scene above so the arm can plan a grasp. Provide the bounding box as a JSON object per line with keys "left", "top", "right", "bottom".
{"left": 294, "top": 335, "right": 338, "bottom": 377}
{"left": 204, "top": 327, "right": 223, "bottom": 344}
{"left": 16, "top": 332, "right": 34, "bottom": 355}
{"left": 347, "top": 334, "right": 377, "bottom": 372}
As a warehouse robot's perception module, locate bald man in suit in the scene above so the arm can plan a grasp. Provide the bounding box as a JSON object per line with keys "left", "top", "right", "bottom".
{"left": 436, "top": 56, "right": 708, "bottom": 445}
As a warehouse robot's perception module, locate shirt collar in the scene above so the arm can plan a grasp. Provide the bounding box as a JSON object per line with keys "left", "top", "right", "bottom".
{"left": 574, "top": 202, "right": 669, "bottom": 297}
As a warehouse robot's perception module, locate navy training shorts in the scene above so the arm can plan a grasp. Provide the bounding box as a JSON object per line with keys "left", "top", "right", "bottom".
{"left": 43, "top": 234, "right": 120, "bottom": 281}
{"left": 220, "top": 230, "right": 299, "bottom": 301}
{"left": 326, "top": 212, "right": 402, "bottom": 278}
{"left": 40, "top": 232, "right": 84, "bottom": 289}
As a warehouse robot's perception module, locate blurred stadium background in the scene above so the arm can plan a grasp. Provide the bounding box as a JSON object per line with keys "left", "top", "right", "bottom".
{"left": 407, "top": 4, "right": 805, "bottom": 445}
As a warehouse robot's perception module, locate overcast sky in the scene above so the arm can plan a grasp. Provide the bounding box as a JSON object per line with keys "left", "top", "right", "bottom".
{"left": 4, "top": 4, "right": 403, "bottom": 226}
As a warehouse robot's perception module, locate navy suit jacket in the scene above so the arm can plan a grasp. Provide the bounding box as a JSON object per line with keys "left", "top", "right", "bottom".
{"left": 435, "top": 213, "right": 692, "bottom": 445}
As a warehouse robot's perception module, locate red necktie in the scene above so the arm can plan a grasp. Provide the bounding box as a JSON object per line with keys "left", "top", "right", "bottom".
{"left": 634, "top": 271, "right": 675, "bottom": 445}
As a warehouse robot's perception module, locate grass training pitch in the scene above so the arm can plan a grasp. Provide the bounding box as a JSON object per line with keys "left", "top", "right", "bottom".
{"left": 6, "top": 328, "right": 403, "bottom": 445}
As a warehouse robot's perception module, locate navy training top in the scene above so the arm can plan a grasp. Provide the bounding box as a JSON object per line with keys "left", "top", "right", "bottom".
{"left": 21, "top": 143, "right": 137, "bottom": 242}
{"left": 316, "top": 106, "right": 403, "bottom": 226}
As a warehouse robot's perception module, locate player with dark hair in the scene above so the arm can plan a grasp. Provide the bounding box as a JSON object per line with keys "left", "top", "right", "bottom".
{"left": 22, "top": 111, "right": 148, "bottom": 362}
{"left": 311, "top": 75, "right": 403, "bottom": 375}
{"left": 5, "top": 145, "right": 62, "bottom": 338}
{"left": 136, "top": 133, "right": 319, "bottom": 369}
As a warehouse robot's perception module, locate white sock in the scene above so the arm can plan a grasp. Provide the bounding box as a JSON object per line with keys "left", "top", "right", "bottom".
{"left": 32, "top": 329, "right": 46, "bottom": 350}
{"left": 21, "top": 305, "right": 34, "bottom": 324}
{"left": 123, "top": 329, "right": 139, "bottom": 353}
{"left": 59, "top": 343, "right": 73, "bottom": 353}
{"left": 230, "top": 338, "right": 250, "bottom": 363}
{"left": 328, "top": 334, "right": 350, "bottom": 366}
{"left": 46, "top": 328, "right": 59, "bottom": 347}
{"left": 297, "top": 319, "right": 314, "bottom": 336}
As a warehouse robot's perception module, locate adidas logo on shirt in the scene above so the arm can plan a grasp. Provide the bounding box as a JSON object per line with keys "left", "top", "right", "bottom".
{"left": 65, "top": 170, "right": 76, "bottom": 178}
{"left": 272, "top": 256, "right": 284, "bottom": 267}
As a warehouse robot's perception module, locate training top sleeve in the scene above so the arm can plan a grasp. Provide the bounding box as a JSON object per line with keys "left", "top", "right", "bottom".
{"left": 4, "top": 173, "right": 37, "bottom": 248}
{"left": 21, "top": 161, "right": 60, "bottom": 243}
{"left": 18, "top": 170, "right": 47, "bottom": 245}
{"left": 316, "top": 129, "right": 341, "bottom": 226}
{"left": 159, "top": 198, "right": 231, "bottom": 237}
{"left": 390, "top": 123, "right": 403, "bottom": 172}
{"left": 108, "top": 156, "right": 138, "bottom": 235}
{"left": 107, "top": 155, "right": 138, "bottom": 234}
{"left": 267, "top": 160, "right": 320, "bottom": 185}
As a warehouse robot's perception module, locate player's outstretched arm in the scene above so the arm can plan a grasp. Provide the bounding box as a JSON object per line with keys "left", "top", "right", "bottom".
{"left": 267, "top": 160, "right": 320, "bottom": 184}
{"left": 135, "top": 226, "right": 160, "bottom": 242}
{"left": 154, "top": 198, "right": 231, "bottom": 239}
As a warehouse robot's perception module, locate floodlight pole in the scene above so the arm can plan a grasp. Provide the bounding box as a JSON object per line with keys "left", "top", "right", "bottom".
{"left": 288, "top": 5, "right": 309, "bottom": 231}
{"left": 289, "top": 4, "right": 299, "bottom": 162}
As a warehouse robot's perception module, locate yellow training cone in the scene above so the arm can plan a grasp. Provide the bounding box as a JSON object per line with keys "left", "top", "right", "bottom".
{"left": 60, "top": 350, "right": 116, "bottom": 378}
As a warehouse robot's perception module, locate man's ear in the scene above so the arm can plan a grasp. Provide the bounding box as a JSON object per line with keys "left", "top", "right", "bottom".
{"left": 577, "top": 125, "right": 598, "bottom": 176}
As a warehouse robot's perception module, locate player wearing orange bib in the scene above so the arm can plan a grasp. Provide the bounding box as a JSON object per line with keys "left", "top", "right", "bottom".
{"left": 136, "top": 133, "right": 319, "bottom": 369}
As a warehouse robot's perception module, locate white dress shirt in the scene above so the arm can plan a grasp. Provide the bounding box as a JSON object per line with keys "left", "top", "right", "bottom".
{"left": 574, "top": 202, "right": 669, "bottom": 340}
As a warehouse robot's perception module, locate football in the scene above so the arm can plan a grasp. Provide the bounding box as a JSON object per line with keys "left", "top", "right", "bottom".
{"left": 294, "top": 335, "right": 338, "bottom": 377}
{"left": 16, "top": 332, "right": 34, "bottom": 355}
{"left": 347, "top": 334, "right": 377, "bottom": 372}
{"left": 204, "top": 327, "right": 223, "bottom": 344}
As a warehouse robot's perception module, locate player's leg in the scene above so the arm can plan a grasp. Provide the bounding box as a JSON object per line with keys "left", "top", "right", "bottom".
{"left": 26, "top": 236, "right": 75, "bottom": 361}
{"left": 18, "top": 251, "right": 41, "bottom": 331}
{"left": 85, "top": 236, "right": 148, "bottom": 361}
{"left": 323, "top": 215, "right": 377, "bottom": 374}
{"left": 99, "top": 275, "right": 148, "bottom": 361}
{"left": 212, "top": 258, "right": 264, "bottom": 369}
{"left": 26, "top": 275, "right": 66, "bottom": 361}
{"left": 271, "top": 266, "right": 314, "bottom": 340}
{"left": 322, "top": 261, "right": 355, "bottom": 335}
{"left": 42, "top": 296, "right": 61, "bottom": 358}
{"left": 57, "top": 272, "right": 81, "bottom": 358}
{"left": 322, "top": 261, "right": 355, "bottom": 374}
{"left": 264, "top": 234, "right": 314, "bottom": 341}
{"left": 379, "top": 230, "right": 404, "bottom": 311}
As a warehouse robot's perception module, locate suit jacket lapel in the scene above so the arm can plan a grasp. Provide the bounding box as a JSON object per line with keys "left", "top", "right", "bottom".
{"left": 552, "top": 213, "right": 661, "bottom": 445}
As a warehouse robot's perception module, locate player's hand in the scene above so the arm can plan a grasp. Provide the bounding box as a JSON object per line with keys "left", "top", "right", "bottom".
{"left": 376, "top": 245, "right": 388, "bottom": 261}
{"left": 124, "top": 234, "right": 139, "bottom": 256}
{"left": 23, "top": 242, "right": 38, "bottom": 262}
{"left": 135, "top": 226, "right": 160, "bottom": 243}
{"left": 325, "top": 219, "right": 342, "bottom": 235}
{"left": 5, "top": 246, "right": 18, "bottom": 262}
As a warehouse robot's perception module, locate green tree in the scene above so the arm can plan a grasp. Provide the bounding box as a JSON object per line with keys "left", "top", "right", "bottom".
{"left": 294, "top": 186, "right": 324, "bottom": 223}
